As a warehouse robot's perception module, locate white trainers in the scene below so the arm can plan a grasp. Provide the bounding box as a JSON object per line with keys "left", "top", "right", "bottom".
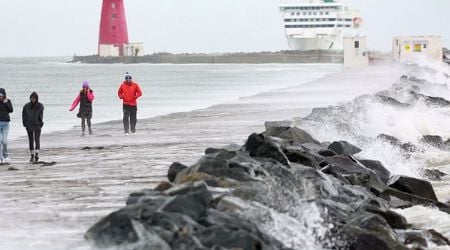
{"left": 125, "top": 133, "right": 130, "bottom": 136}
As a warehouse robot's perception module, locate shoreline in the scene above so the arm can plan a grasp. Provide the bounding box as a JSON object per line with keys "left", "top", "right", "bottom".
{"left": 0, "top": 63, "right": 407, "bottom": 250}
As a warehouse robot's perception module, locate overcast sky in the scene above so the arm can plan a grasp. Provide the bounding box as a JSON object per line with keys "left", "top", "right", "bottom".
{"left": 0, "top": 0, "right": 449, "bottom": 57}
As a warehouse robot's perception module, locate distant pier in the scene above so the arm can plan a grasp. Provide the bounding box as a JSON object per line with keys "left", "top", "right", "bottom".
{"left": 72, "top": 50, "right": 344, "bottom": 64}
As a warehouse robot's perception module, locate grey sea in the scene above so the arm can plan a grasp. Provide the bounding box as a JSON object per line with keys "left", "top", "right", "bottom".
{"left": 0, "top": 58, "right": 338, "bottom": 139}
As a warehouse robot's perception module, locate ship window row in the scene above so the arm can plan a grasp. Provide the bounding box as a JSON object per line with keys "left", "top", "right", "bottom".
{"left": 285, "top": 24, "right": 352, "bottom": 28}
{"left": 281, "top": 6, "right": 340, "bottom": 10}
{"left": 285, "top": 18, "right": 353, "bottom": 22}
{"left": 291, "top": 11, "right": 330, "bottom": 16}
{"left": 285, "top": 24, "right": 337, "bottom": 28}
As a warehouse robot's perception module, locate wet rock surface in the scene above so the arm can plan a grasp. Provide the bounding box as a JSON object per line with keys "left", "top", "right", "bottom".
{"left": 86, "top": 126, "right": 450, "bottom": 249}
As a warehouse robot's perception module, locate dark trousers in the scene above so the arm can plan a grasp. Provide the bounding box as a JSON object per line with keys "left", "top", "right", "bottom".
{"left": 123, "top": 105, "right": 137, "bottom": 133}
{"left": 81, "top": 117, "right": 92, "bottom": 133}
{"left": 26, "top": 127, "right": 41, "bottom": 152}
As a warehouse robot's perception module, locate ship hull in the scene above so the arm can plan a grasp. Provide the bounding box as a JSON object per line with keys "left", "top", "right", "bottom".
{"left": 286, "top": 35, "right": 343, "bottom": 51}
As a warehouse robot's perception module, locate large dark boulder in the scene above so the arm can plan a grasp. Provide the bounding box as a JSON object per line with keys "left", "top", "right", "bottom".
{"left": 359, "top": 159, "right": 391, "bottom": 184}
{"left": 320, "top": 155, "right": 386, "bottom": 194}
{"left": 328, "top": 141, "right": 362, "bottom": 155}
{"left": 245, "top": 134, "right": 290, "bottom": 166}
{"left": 185, "top": 156, "right": 257, "bottom": 182}
{"left": 283, "top": 144, "right": 326, "bottom": 168}
{"left": 388, "top": 175, "right": 438, "bottom": 202}
{"left": 342, "top": 213, "right": 408, "bottom": 250}
{"left": 264, "top": 126, "right": 320, "bottom": 145}
{"left": 167, "top": 162, "right": 188, "bottom": 182}
{"left": 85, "top": 209, "right": 140, "bottom": 248}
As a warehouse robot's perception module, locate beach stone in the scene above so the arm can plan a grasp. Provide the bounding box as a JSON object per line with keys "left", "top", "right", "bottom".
{"left": 264, "top": 120, "right": 292, "bottom": 130}
{"left": 328, "top": 141, "right": 362, "bottom": 155}
{"left": 377, "top": 134, "right": 402, "bottom": 146}
{"left": 388, "top": 175, "right": 438, "bottom": 202}
{"left": 421, "top": 135, "right": 445, "bottom": 148}
{"left": 167, "top": 162, "right": 188, "bottom": 182}
{"left": 264, "top": 126, "right": 320, "bottom": 145}
{"left": 169, "top": 235, "right": 207, "bottom": 250}
{"left": 410, "top": 91, "right": 450, "bottom": 107}
{"left": 396, "top": 230, "right": 428, "bottom": 248}
{"left": 401, "top": 142, "right": 418, "bottom": 153}
{"left": 359, "top": 159, "right": 391, "bottom": 184}
{"left": 426, "top": 229, "right": 450, "bottom": 246}
{"left": 154, "top": 181, "right": 173, "bottom": 192}
{"left": 423, "top": 169, "right": 447, "bottom": 181}
{"left": 126, "top": 189, "right": 165, "bottom": 206}
{"left": 376, "top": 95, "right": 411, "bottom": 107}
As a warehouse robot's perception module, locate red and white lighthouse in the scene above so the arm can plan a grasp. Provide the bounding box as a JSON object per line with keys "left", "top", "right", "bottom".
{"left": 98, "top": 0, "right": 129, "bottom": 56}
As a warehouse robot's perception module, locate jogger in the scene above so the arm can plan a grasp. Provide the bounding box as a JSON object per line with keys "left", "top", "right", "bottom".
{"left": 118, "top": 73, "right": 142, "bottom": 135}
{"left": 123, "top": 104, "right": 137, "bottom": 134}
{"left": 22, "top": 91, "right": 44, "bottom": 163}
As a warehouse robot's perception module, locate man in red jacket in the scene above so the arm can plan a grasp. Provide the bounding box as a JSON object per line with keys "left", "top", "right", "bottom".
{"left": 118, "top": 73, "right": 143, "bottom": 135}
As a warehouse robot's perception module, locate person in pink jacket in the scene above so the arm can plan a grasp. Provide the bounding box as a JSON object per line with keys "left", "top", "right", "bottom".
{"left": 70, "top": 81, "right": 95, "bottom": 136}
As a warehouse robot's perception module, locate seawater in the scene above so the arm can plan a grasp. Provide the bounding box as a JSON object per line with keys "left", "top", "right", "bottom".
{"left": 0, "top": 58, "right": 339, "bottom": 139}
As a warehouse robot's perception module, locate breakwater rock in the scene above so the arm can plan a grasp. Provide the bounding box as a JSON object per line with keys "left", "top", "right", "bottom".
{"left": 85, "top": 126, "right": 450, "bottom": 249}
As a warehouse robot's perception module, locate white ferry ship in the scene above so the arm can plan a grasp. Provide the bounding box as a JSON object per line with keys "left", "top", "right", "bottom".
{"left": 279, "top": 0, "right": 363, "bottom": 51}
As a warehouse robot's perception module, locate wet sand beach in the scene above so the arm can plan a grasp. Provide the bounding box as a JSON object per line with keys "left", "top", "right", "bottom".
{"left": 0, "top": 65, "right": 403, "bottom": 249}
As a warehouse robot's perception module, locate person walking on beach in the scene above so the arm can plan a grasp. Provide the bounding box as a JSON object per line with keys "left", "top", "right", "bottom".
{"left": 118, "top": 73, "right": 142, "bottom": 135}
{"left": 22, "top": 92, "right": 44, "bottom": 163}
{"left": 0, "top": 88, "right": 13, "bottom": 164}
{"left": 70, "top": 81, "right": 95, "bottom": 136}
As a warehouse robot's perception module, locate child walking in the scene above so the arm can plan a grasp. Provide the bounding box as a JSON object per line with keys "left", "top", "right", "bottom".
{"left": 70, "top": 81, "right": 94, "bottom": 136}
{"left": 22, "top": 92, "right": 44, "bottom": 163}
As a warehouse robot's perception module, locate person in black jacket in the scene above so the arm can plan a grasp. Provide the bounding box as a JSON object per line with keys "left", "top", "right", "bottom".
{"left": 22, "top": 92, "right": 44, "bottom": 163}
{"left": 0, "top": 88, "right": 13, "bottom": 164}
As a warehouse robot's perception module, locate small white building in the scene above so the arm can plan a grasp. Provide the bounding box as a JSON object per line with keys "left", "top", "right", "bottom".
{"left": 98, "top": 44, "right": 121, "bottom": 57}
{"left": 98, "top": 43, "right": 145, "bottom": 57}
{"left": 124, "top": 43, "right": 145, "bottom": 57}
{"left": 343, "top": 36, "right": 369, "bottom": 68}
{"left": 392, "top": 36, "right": 443, "bottom": 62}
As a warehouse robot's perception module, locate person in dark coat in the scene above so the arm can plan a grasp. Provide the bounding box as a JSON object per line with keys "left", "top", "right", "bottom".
{"left": 22, "top": 92, "right": 44, "bottom": 163}
{"left": 70, "top": 81, "right": 95, "bottom": 136}
{"left": 0, "top": 88, "right": 13, "bottom": 164}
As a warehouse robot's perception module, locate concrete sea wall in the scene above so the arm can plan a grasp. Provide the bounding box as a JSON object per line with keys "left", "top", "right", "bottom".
{"left": 72, "top": 51, "right": 344, "bottom": 64}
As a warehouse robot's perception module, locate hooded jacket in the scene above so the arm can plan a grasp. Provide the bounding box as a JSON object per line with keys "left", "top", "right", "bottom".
{"left": 0, "top": 88, "right": 14, "bottom": 122}
{"left": 118, "top": 81, "right": 142, "bottom": 106}
{"left": 22, "top": 92, "right": 44, "bottom": 129}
